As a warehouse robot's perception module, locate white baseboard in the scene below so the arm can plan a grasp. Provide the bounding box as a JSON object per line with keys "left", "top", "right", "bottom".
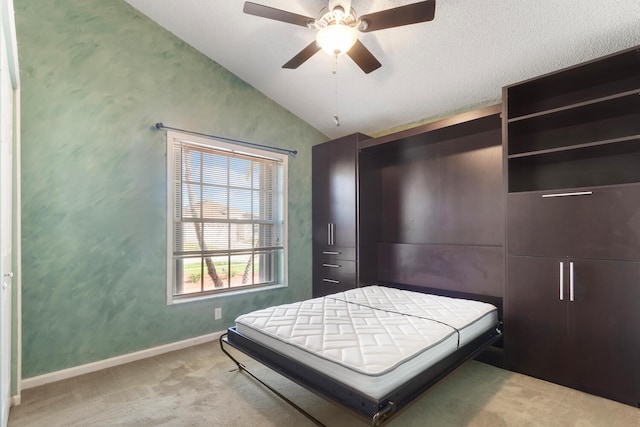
{"left": 10, "top": 395, "right": 20, "bottom": 406}
{"left": 20, "top": 330, "right": 225, "bottom": 391}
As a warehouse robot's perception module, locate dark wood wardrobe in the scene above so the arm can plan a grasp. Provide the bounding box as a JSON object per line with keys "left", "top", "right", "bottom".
{"left": 504, "top": 46, "right": 640, "bottom": 407}
{"left": 312, "top": 133, "right": 369, "bottom": 297}
{"left": 311, "top": 44, "right": 640, "bottom": 407}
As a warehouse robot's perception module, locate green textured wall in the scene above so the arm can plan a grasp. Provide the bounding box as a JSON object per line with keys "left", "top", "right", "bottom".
{"left": 15, "top": 0, "right": 327, "bottom": 378}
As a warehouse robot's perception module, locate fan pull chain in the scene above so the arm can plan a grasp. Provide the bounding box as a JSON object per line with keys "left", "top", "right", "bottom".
{"left": 333, "top": 54, "right": 340, "bottom": 127}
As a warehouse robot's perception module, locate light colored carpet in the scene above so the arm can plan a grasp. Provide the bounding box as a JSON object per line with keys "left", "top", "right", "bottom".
{"left": 8, "top": 340, "right": 640, "bottom": 426}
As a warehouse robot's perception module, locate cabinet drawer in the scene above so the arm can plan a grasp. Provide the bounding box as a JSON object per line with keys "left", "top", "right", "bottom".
{"left": 317, "top": 275, "right": 357, "bottom": 289}
{"left": 507, "top": 184, "right": 640, "bottom": 260}
{"left": 313, "top": 246, "right": 356, "bottom": 261}
{"left": 316, "top": 259, "right": 356, "bottom": 279}
{"left": 313, "top": 259, "right": 357, "bottom": 297}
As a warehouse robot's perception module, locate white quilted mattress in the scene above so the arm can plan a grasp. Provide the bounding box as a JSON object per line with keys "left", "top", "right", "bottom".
{"left": 235, "top": 285, "right": 498, "bottom": 399}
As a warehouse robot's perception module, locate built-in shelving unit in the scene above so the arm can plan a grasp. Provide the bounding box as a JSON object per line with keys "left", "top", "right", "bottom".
{"left": 504, "top": 45, "right": 640, "bottom": 407}
{"left": 505, "top": 47, "right": 640, "bottom": 193}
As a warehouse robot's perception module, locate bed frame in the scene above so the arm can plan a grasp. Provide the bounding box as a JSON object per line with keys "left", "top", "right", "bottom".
{"left": 220, "top": 285, "right": 503, "bottom": 426}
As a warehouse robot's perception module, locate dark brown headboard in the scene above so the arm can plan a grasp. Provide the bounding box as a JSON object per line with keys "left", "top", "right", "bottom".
{"left": 376, "top": 242, "right": 503, "bottom": 298}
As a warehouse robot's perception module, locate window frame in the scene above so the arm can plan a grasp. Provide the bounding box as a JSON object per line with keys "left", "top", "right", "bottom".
{"left": 166, "top": 130, "right": 288, "bottom": 305}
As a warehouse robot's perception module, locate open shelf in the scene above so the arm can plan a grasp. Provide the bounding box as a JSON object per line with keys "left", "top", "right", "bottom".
{"left": 506, "top": 47, "right": 640, "bottom": 119}
{"left": 508, "top": 135, "right": 640, "bottom": 160}
{"left": 507, "top": 90, "right": 640, "bottom": 156}
{"left": 508, "top": 138, "right": 640, "bottom": 192}
{"left": 508, "top": 88, "right": 640, "bottom": 124}
{"left": 359, "top": 104, "right": 500, "bottom": 156}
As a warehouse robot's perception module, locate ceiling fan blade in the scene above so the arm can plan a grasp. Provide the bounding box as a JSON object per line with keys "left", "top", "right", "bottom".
{"left": 359, "top": 0, "right": 436, "bottom": 33}
{"left": 243, "top": 2, "right": 314, "bottom": 28}
{"left": 283, "top": 42, "right": 321, "bottom": 69}
{"left": 347, "top": 39, "right": 382, "bottom": 74}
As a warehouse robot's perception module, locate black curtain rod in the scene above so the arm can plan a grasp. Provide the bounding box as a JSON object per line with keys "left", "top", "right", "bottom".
{"left": 154, "top": 123, "right": 297, "bottom": 156}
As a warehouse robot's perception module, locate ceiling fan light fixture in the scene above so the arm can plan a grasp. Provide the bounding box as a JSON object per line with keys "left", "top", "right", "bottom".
{"left": 243, "top": 0, "right": 436, "bottom": 73}
{"left": 316, "top": 24, "right": 357, "bottom": 56}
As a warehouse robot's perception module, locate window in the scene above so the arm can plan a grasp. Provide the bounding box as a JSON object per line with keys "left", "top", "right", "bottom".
{"left": 166, "top": 131, "right": 287, "bottom": 303}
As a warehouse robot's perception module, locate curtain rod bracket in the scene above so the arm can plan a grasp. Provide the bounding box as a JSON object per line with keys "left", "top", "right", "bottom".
{"left": 153, "top": 123, "right": 297, "bottom": 156}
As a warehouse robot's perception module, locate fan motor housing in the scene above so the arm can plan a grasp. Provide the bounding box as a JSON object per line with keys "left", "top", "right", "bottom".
{"left": 313, "top": 6, "right": 358, "bottom": 29}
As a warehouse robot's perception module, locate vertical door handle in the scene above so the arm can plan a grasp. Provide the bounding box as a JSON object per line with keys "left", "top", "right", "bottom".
{"left": 327, "top": 223, "right": 335, "bottom": 245}
{"left": 329, "top": 223, "right": 335, "bottom": 246}
{"left": 569, "top": 261, "right": 574, "bottom": 302}
{"left": 559, "top": 261, "right": 564, "bottom": 301}
{"left": 331, "top": 223, "right": 335, "bottom": 245}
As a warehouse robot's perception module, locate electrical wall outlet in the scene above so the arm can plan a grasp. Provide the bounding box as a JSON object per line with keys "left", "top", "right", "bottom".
{"left": 214, "top": 307, "right": 222, "bottom": 320}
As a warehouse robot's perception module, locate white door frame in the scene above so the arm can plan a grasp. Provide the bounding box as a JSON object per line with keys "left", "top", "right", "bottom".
{"left": 0, "top": 0, "right": 20, "bottom": 424}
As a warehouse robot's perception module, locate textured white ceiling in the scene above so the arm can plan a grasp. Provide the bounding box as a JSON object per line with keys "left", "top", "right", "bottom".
{"left": 124, "top": 0, "right": 640, "bottom": 139}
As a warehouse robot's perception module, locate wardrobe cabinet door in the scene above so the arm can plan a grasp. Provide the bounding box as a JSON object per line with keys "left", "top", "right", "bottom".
{"left": 312, "top": 136, "right": 357, "bottom": 249}
{"left": 568, "top": 259, "right": 640, "bottom": 406}
{"left": 507, "top": 184, "right": 640, "bottom": 260}
{"left": 312, "top": 140, "right": 331, "bottom": 244}
{"left": 327, "top": 141, "right": 357, "bottom": 249}
{"left": 506, "top": 255, "right": 570, "bottom": 385}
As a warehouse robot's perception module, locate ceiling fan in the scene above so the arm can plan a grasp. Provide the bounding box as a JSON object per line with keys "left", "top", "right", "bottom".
{"left": 243, "top": 0, "right": 436, "bottom": 74}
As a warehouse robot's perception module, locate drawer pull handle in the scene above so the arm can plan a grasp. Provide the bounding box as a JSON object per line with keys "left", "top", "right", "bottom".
{"left": 542, "top": 191, "right": 592, "bottom": 198}
{"left": 322, "top": 278, "right": 340, "bottom": 284}
{"left": 322, "top": 263, "right": 340, "bottom": 268}
{"left": 322, "top": 251, "right": 341, "bottom": 255}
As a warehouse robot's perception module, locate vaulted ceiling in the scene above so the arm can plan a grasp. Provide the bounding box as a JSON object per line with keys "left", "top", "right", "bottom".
{"left": 124, "top": 0, "right": 640, "bottom": 139}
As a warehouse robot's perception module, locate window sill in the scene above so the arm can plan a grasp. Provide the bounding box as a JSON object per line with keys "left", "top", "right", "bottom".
{"left": 167, "top": 283, "right": 287, "bottom": 305}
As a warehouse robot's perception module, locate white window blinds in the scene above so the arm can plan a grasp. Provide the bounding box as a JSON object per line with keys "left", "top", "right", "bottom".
{"left": 167, "top": 132, "right": 287, "bottom": 301}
